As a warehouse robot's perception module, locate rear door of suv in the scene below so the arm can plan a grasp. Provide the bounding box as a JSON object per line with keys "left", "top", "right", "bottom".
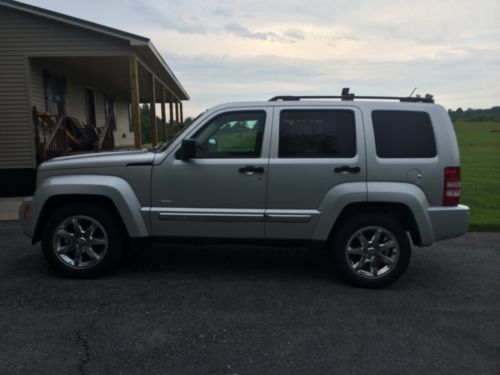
{"left": 265, "top": 105, "right": 366, "bottom": 239}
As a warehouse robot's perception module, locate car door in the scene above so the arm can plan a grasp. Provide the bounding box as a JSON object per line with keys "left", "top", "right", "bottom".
{"left": 265, "top": 105, "right": 366, "bottom": 239}
{"left": 150, "top": 107, "right": 272, "bottom": 238}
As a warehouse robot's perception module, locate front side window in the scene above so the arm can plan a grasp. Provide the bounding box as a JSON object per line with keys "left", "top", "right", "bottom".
{"left": 372, "top": 110, "right": 437, "bottom": 158}
{"left": 278, "top": 110, "right": 356, "bottom": 158}
{"left": 193, "top": 111, "right": 266, "bottom": 158}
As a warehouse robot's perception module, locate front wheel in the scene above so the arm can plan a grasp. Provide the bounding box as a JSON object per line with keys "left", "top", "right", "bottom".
{"left": 331, "top": 213, "right": 411, "bottom": 288}
{"left": 41, "top": 203, "right": 124, "bottom": 278}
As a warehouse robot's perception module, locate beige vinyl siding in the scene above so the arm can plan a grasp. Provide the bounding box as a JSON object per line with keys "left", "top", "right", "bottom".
{"left": 114, "top": 98, "right": 134, "bottom": 148}
{"left": 0, "top": 55, "right": 33, "bottom": 168}
{"left": 0, "top": 6, "right": 131, "bottom": 169}
{"left": 29, "top": 62, "right": 44, "bottom": 111}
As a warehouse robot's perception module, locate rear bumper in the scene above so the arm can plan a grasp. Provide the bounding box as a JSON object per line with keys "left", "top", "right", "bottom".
{"left": 427, "top": 204, "right": 470, "bottom": 242}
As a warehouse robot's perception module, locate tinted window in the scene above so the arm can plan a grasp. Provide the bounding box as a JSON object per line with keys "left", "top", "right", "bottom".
{"left": 372, "top": 110, "right": 437, "bottom": 158}
{"left": 278, "top": 110, "right": 356, "bottom": 158}
{"left": 194, "top": 111, "right": 266, "bottom": 158}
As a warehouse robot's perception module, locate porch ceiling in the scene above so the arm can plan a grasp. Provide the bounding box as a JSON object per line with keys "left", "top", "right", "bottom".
{"left": 31, "top": 56, "right": 180, "bottom": 103}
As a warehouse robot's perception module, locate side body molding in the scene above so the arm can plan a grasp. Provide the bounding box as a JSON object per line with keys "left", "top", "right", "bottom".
{"left": 27, "top": 175, "right": 149, "bottom": 239}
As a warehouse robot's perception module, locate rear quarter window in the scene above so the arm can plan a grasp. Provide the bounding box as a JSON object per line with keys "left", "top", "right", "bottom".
{"left": 372, "top": 110, "right": 437, "bottom": 158}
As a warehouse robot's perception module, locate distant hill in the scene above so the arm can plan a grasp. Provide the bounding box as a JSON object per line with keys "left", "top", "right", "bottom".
{"left": 448, "top": 107, "right": 500, "bottom": 122}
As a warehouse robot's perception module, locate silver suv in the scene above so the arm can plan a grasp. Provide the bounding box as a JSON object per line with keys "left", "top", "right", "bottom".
{"left": 19, "top": 90, "right": 469, "bottom": 288}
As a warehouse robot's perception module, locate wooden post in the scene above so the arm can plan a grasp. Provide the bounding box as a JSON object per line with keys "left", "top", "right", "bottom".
{"left": 168, "top": 93, "right": 174, "bottom": 126}
{"left": 180, "top": 101, "right": 184, "bottom": 124}
{"left": 129, "top": 55, "right": 141, "bottom": 149}
{"left": 175, "top": 99, "right": 179, "bottom": 124}
{"left": 161, "top": 87, "right": 167, "bottom": 141}
{"left": 149, "top": 74, "right": 157, "bottom": 147}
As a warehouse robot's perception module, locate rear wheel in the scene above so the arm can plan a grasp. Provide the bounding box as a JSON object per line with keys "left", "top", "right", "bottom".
{"left": 41, "top": 203, "right": 124, "bottom": 278}
{"left": 332, "top": 213, "right": 411, "bottom": 288}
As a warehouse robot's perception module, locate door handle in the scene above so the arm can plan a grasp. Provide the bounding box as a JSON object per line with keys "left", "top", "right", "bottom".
{"left": 334, "top": 166, "right": 360, "bottom": 174}
{"left": 239, "top": 166, "right": 264, "bottom": 175}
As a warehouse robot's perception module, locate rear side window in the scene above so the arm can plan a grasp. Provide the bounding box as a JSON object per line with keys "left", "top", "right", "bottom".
{"left": 372, "top": 110, "right": 437, "bottom": 158}
{"left": 279, "top": 110, "right": 356, "bottom": 158}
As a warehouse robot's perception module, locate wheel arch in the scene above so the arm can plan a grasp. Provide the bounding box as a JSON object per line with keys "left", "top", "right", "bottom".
{"left": 29, "top": 175, "right": 149, "bottom": 243}
{"left": 33, "top": 194, "right": 126, "bottom": 243}
{"left": 327, "top": 202, "right": 422, "bottom": 245}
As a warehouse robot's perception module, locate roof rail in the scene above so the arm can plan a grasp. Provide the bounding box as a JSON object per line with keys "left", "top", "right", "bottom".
{"left": 268, "top": 88, "right": 435, "bottom": 103}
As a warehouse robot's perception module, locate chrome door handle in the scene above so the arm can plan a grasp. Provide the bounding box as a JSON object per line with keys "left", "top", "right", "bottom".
{"left": 239, "top": 166, "right": 264, "bottom": 175}
{"left": 334, "top": 166, "right": 360, "bottom": 174}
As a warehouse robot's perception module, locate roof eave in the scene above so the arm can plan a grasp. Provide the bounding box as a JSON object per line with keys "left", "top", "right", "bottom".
{"left": 146, "top": 41, "right": 190, "bottom": 100}
{"left": 0, "top": 0, "right": 149, "bottom": 44}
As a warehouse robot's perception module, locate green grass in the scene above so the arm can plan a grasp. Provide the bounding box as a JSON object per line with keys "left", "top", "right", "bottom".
{"left": 454, "top": 122, "right": 500, "bottom": 231}
{"left": 214, "top": 133, "right": 257, "bottom": 152}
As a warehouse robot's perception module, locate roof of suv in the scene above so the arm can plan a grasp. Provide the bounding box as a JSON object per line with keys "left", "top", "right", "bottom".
{"left": 209, "top": 100, "right": 442, "bottom": 112}
{"left": 208, "top": 88, "right": 440, "bottom": 112}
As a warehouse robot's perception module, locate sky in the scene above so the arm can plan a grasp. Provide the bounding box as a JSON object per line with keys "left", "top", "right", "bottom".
{"left": 21, "top": 0, "right": 500, "bottom": 117}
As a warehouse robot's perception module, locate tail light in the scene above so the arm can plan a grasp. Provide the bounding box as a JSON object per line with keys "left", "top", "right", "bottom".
{"left": 443, "top": 167, "right": 461, "bottom": 206}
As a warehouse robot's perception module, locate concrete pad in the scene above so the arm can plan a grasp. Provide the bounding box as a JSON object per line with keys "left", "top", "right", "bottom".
{"left": 0, "top": 197, "right": 23, "bottom": 221}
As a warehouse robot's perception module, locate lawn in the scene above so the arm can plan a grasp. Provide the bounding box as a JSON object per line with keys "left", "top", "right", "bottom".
{"left": 454, "top": 122, "right": 500, "bottom": 231}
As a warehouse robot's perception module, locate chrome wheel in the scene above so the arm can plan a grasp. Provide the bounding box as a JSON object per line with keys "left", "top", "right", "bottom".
{"left": 345, "top": 226, "right": 400, "bottom": 279}
{"left": 52, "top": 215, "right": 108, "bottom": 269}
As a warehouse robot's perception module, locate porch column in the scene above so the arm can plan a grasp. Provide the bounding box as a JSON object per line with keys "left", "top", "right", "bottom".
{"left": 175, "top": 99, "right": 179, "bottom": 124}
{"left": 161, "top": 87, "right": 167, "bottom": 141}
{"left": 180, "top": 101, "right": 184, "bottom": 124}
{"left": 149, "top": 74, "right": 158, "bottom": 147}
{"left": 129, "top": 55, "right": 141, "bottom": 149}
{"left": 168, "top": 92, "right": 174, "bottom": 126}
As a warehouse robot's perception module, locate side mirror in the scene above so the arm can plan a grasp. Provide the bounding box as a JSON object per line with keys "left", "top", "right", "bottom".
{"left": 175, "top": 139, "right": 197, "bottom": 161}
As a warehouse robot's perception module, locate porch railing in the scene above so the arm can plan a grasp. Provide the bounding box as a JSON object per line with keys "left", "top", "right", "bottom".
{"left": 32, "top": 107, "right": 69, "bottom": 163}
{"left": 32, "top": 106, "right": 115, "bottom": 164}
{"left": 97, "top": 115, "right": 115, "bottom": 151}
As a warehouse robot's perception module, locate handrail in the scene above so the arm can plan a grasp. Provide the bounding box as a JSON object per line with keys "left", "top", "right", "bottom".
{"left": 43, "top": 115, "right": 65, "bottom": 153}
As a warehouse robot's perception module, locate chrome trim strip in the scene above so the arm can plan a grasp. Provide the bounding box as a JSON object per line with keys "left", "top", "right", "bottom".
{"left": 151, "top": 208, "right": 320, "bottom": 223}
{"left": 264, "top": 214, "right": 313, "bottom": 223}
{"left": 158, "top": 212, "right": 263, "bottom": 222}
{"left": 265, "top": 209, "right": 320, "bottom": 223}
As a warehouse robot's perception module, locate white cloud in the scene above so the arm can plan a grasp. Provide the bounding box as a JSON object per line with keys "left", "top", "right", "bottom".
{"left": 19, "top": 0, "right": 500, "bottom": 115}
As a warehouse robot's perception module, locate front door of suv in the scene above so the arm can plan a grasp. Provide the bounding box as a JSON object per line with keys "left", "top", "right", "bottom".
{"left": 150, "top": 108, "right": 272, "bottom": 238}
{"left": 266, "top": 106, "right": 366, "bottom": 239}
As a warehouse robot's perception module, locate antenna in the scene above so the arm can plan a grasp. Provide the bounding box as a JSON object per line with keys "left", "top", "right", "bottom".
{"left": 409, "top": 87, "right": 417, "bottom": 98}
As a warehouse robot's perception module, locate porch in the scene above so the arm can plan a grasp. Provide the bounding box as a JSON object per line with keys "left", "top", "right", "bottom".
{"left": 30, "top": 54, "right": 187, "bottom": 163}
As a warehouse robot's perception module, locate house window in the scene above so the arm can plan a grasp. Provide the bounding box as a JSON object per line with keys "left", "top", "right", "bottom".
{"left": 43, "top": 70, "right": 66, "bottom": 116}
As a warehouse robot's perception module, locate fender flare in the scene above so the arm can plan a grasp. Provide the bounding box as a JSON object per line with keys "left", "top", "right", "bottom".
{"left": 312, "top": 182, "right": 434, "bottom": 245}
{"left": 29, "top": 175, "right": 149, "bottom": 239}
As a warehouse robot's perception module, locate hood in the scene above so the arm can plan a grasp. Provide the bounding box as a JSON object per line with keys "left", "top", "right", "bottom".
{"left": 39, "top": 150, "right": 155, "bottom": 171}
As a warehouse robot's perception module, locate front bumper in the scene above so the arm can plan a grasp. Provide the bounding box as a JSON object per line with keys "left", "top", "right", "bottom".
{"left": 427, "top": 204, "right": 470, "bottom": 242}
{"left": 18, "top": 197, "right": 35, "bottom": 238}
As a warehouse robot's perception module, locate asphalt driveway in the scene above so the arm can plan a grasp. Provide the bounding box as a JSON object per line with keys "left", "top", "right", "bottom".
{"left": 0, "top": 221, "right": 498, "bottom": 375}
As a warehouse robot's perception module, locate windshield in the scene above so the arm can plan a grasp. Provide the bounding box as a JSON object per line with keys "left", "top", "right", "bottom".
{"left": 150, "top": 128, "right": 185, "bottom": 153}
{"left": 150, "top": 110, "right": 208, "bottom": 153}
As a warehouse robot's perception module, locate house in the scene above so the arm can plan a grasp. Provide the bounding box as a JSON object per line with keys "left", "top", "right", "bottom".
{"left": 0, "top": 0, "right": 189, "bottom": 196}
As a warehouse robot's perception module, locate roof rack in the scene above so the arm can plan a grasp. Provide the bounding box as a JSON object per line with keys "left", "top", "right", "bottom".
{"left": 268, "top": 88, "right": 435, "bottom": 103}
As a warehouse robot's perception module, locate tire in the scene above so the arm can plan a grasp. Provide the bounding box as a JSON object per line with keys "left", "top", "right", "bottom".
{"left": 41, "top": 203, "right": 125, "bottom": 278}
{"left": 331, "top": 213, "right": 411, "bottom": 288}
